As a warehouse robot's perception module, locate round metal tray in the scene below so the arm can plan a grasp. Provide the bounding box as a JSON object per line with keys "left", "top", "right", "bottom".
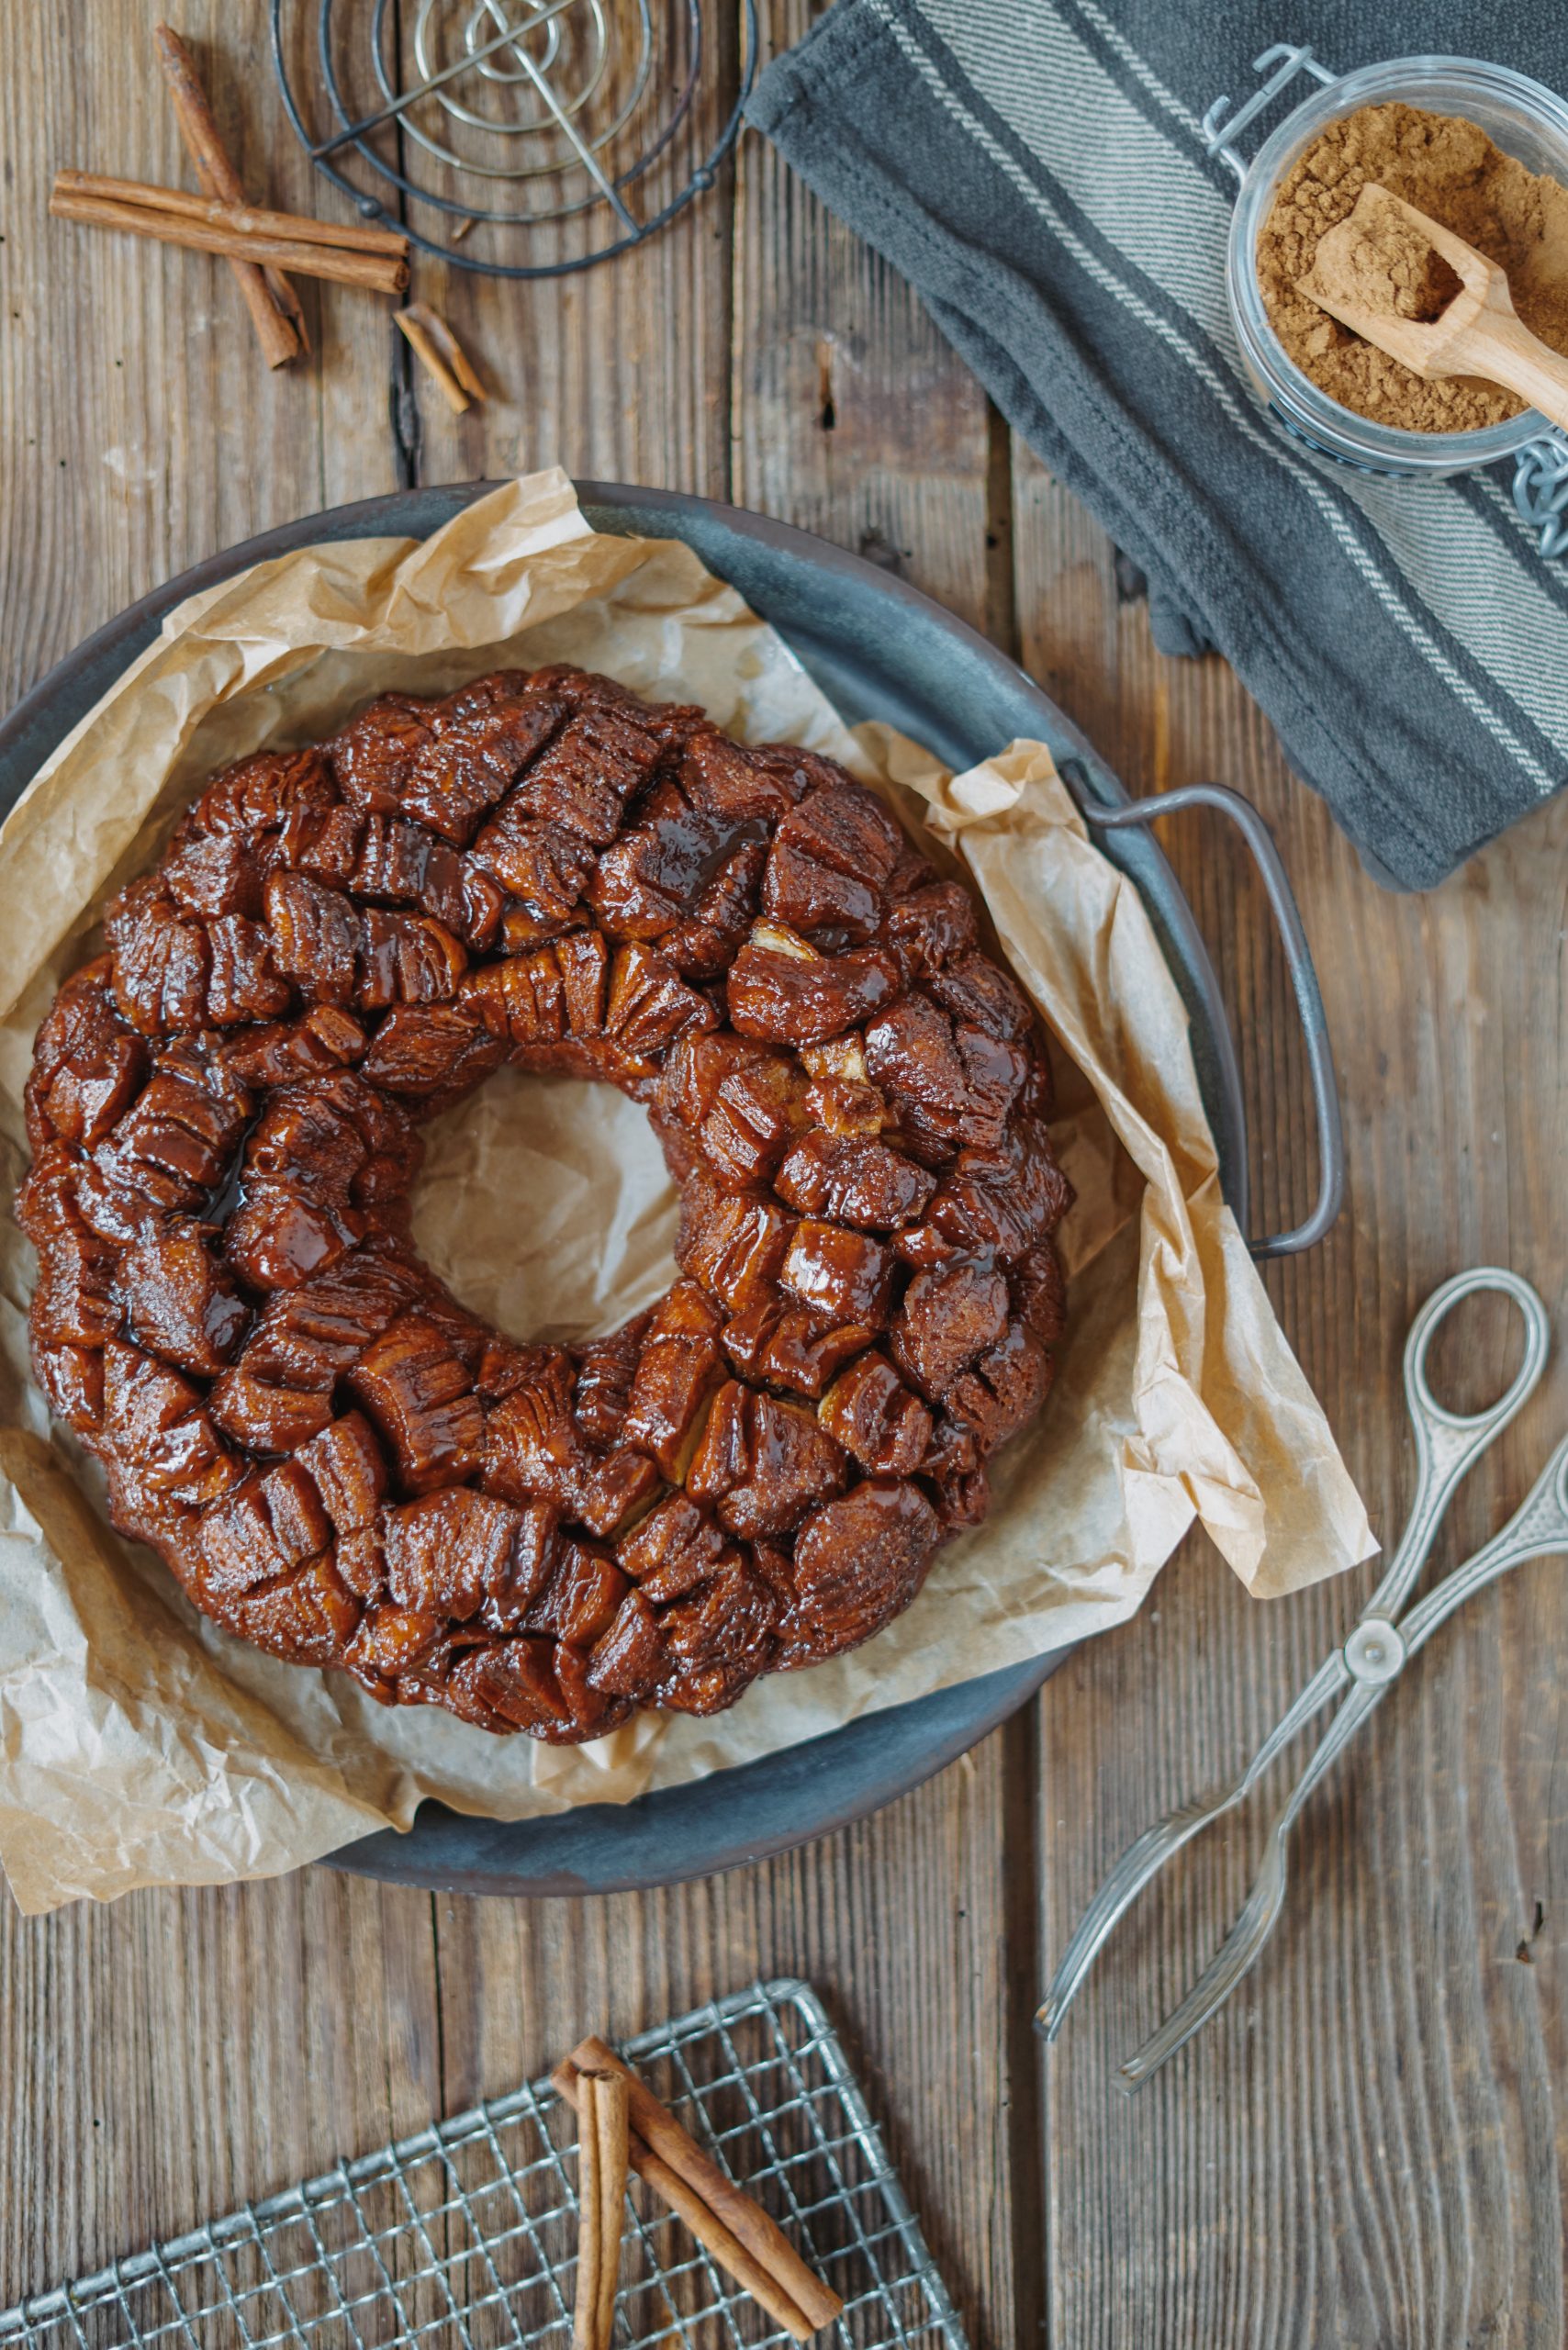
{"left": 0, "top": 481, "right": 1329, "bottom": 1898}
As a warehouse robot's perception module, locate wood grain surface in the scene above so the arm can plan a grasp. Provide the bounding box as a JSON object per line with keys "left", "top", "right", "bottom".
{"left": 2, "top": 7, "right": 1565, "bottom": 2344}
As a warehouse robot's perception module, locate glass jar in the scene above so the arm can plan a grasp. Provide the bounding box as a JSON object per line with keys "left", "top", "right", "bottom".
{"left": 1218, "top": 52, "right": 1568, "bottom": 482}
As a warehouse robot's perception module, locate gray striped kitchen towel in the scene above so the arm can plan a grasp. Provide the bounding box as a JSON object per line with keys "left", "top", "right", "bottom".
{"left": 747, "top": 0, "right": 1568, "bottom": 890}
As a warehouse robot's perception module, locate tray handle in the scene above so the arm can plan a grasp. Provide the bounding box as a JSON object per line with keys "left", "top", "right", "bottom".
{"left": 1079, "top": 784, "right": 1344, "bottom": 1259}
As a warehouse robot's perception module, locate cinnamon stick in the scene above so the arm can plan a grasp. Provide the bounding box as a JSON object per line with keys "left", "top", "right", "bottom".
{"left": 573, "top": 2069, "right": 628, "bottom": 2350}
{"left": 555, "top": 2064, "right": 812, "bottom": 2338}
{"left": 49, "top": 182, "right": 409, "bottom": 295}
{"left": 554, "top": 2042, "right": 842, "bottom": 2340}
{"left": 52, "top": 172, "right": 409, "bottom": 254}
{"left": 570, "top": 2037, "right": 842, "bottom": 2332}
{"left": 396, "top": 302, "right": 486, "bottom": 414}
{"left": 151, "top": 25, "right": 305, "bottom": 368}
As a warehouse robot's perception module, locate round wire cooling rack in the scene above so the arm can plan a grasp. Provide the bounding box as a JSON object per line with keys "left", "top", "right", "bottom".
{"left": 271, "top": 0, "right": 760, "bottom": 278}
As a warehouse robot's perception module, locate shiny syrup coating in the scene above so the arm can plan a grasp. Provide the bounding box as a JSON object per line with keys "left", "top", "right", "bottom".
{"left": 19, "top": 668, "right": 1073, "bottom": 1740}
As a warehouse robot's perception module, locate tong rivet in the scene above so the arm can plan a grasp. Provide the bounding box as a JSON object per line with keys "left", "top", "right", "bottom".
{"left": 1343, "top": 1620, "right": 1406, "bottom": 1684}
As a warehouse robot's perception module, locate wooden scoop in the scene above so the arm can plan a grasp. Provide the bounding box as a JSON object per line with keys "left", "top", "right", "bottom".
{"left": 1299, "top": 182, "right": 1568, "bottom": 431}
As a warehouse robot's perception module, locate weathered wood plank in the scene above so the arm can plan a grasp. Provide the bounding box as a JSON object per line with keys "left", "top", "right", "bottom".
{"left": 0, "top": 1872, "right": 444, "bottom": 2300}
{"left": 731, "top": 82, "right": 994, "bottom": 629}
{"left": 1014, "top": 441, "right": 1568, "bottom": 2348}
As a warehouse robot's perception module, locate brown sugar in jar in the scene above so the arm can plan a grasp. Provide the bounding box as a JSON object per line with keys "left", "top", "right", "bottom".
{"left": 1256, "top": 100, "right": 1568, "bottom": 432}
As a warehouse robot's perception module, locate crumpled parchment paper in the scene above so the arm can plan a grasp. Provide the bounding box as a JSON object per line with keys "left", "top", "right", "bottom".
{"left": 0, "top": 468, "right": 1374, "bottom": 1913}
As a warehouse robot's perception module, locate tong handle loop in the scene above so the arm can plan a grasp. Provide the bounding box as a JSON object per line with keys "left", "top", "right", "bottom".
{"left": 1363, "top": 1267, "right": 1550, "bottom": 1628}
{"left": 1403, "top": 1264, "right": 1549, "bottom": 1437}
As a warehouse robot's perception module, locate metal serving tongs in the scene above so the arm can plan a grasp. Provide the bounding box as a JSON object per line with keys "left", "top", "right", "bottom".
{"left": 1036, "top": 1266, "right": 1568, "bottom": 2089}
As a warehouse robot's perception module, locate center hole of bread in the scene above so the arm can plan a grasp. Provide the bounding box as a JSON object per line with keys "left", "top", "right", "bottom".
{"left": 409, "top": 1066, "right": 679, "bottom": 1347}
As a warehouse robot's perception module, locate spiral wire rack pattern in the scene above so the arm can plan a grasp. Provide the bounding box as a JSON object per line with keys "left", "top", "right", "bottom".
{"left": 272, "top": 0, "right": 759, "bottom": 276}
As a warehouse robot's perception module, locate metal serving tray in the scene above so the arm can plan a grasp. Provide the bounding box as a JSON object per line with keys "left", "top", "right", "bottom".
{"left": 0, "top": 481, "right": 1341, "bottom": 1898}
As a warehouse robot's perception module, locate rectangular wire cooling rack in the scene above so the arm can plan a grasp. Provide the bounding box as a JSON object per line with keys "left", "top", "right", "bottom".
{"left": 0, "top": 1978, "right": 966, "bottom": 2350}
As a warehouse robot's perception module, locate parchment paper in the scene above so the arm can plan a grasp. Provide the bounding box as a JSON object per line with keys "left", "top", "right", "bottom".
{"left": 0, "top": 469, "right": 1374, "bottom": 1914}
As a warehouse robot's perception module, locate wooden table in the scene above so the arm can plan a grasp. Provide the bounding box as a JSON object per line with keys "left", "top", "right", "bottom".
{"left": 4, "top": 9, "right": 1566, "bottom": 2344}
